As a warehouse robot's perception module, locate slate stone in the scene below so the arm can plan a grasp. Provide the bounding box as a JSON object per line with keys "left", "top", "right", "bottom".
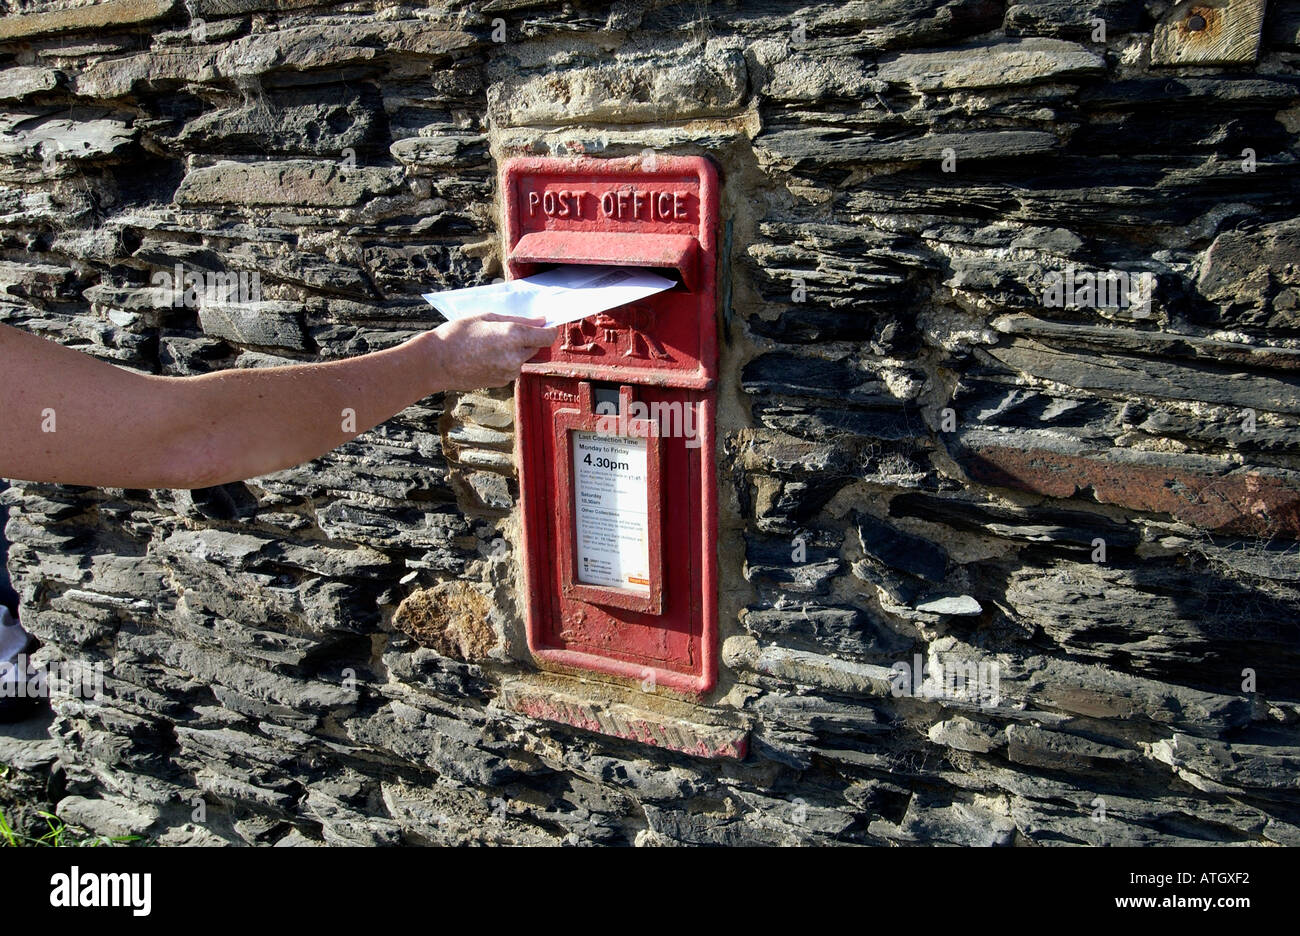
{"left": 0, "top": 0, "right": 173, "bottom": 41}
{"left": 854, "top": 511, "right": 949, "bottom": 583}
{"left": 198, "top": 300, "right": 307, "bottom": 351}
{"left": 757, "top": 127, "right": 1061, "bottom": 169}
{"left": 875, "top": 38, "right": 1105, "bottom": 92}
{"left": 742, "top": 603, "right": 912, "bottom": 657}
{"left": 177, "top": 85, "right": 384, "bottom": 157}
{"left": 3, "top": 0, "right": 1299, "bottom": 850}
{"left": 488, "top": 45, "right": 747, "bottom": 126}
{"left": 915, "top": 595, "right": 982, "bottom": 616}
{"left": 984, "top": 340, "right": 1300, "bottom": 415}
{"left": 741, "top": 352, "right": 904, "bottom": 405}
{"left": 889, "top": 492, "right": 1141, "bottom": 551}
{"left": 744, "top": 533, "right": 843, "bottom": 596}
{"left": 1004, "top": 0, "right": 1143, "bottom": 38}
{"left": 0, "top": 66, "right": 62, "bottom": 101}
{"left": 1197, "top": 217, "right": 1300, "bottom": 330}
{"left": 174, "top": 160, "right": 404, "bottom": 208}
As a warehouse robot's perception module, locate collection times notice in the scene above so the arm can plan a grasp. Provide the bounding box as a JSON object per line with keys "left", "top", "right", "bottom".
{"left": 571, "top": 431, "right": 651, "bottom": 593}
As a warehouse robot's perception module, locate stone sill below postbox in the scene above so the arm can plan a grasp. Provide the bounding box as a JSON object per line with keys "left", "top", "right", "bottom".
{"left": 497, "top": 673, "right": 749, "bottom": 761}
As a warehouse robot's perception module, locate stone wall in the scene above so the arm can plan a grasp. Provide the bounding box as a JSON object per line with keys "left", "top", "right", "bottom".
{"left": 1, "top": 0, "right": 1298, "bottom": 845}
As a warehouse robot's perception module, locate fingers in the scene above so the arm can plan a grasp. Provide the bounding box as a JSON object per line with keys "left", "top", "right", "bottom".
{"left": 429, "top": 314, "right": 558, "bottom": 390}
{"left": 476, "top": 312, "right": 549, "bottom": 325}
{"left": 485, "top": 347, "right": 542, "bottom": 387}
{"left": 520, "top": 325, "right": 559, "bottom": 347}
{"left": 455, "top": 313, "right": 557, "bottom": 347}
{"left": 487, "top": 318, "right": 557, "bottom": 348}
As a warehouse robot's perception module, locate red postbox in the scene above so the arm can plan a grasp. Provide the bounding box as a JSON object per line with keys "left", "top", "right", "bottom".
{"left": 506, "top": 155, "right": 719, "bottom": 696}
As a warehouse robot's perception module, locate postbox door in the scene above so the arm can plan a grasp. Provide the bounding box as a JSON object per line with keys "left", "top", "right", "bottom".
{"left": 519, "top": 376, "right": 715, "bottom": 694}
{"left": 507, "top": 154, "right": 719, "bottom": 697}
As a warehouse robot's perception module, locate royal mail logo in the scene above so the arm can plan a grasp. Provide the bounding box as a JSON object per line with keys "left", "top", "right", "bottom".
{"left": 49, "top": 866, "right": 152, "bottom": 916}
{"left": 562, "top": 305, "right": 672, "bottom": 362}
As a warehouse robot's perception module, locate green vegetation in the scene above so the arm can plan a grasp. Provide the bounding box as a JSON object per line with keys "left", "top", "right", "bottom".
{"left": 0, "top": 804, "right": 139, "bottom": 846}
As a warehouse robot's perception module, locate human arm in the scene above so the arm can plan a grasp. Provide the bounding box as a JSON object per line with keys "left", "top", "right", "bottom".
{"left": 0, "top": 314, "right": 556, "bottom": 489}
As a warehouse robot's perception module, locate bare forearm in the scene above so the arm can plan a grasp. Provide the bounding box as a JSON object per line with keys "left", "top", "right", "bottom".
{"left": 1, "top": 313, "right": 553, "bottom": 490}
{"left": 0, "top": 323, "right": 446, "bottom": 490}
{"left": 169, "top": 331, "right": 445, "bottom": 487}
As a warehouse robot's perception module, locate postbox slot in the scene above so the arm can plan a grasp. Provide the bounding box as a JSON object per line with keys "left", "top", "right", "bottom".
{"left": 522, "top": 262, "right": 686, "bottom": 293}
{"left": 510, "top": 230, "right": 699, "bottom": 291}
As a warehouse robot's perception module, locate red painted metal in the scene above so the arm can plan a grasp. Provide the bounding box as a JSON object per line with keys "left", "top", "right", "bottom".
{"left": 510, "top": 232, "right": 701, "bottom": 290}
{"left": 508, "top": 154, "right": 719, "bottom": 697}
{"left": 553, "top": 382, "right": 666, "bottom": 616}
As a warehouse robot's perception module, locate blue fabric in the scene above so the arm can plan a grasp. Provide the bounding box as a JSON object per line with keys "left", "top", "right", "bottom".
{"left": 0, "top": 480, "right": 15, "bottom": 617}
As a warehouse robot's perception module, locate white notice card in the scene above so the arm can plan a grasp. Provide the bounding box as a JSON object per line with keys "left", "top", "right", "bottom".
{"left": 423, "top": 265, "right": 675, "bottom": 328}
{"left": 572, "top": 431, "right": 651, "bottom": 593}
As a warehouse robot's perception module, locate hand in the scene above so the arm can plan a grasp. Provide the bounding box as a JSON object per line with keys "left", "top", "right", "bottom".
{"left": 426, "top": 313, "right": 558, "bottom": 390}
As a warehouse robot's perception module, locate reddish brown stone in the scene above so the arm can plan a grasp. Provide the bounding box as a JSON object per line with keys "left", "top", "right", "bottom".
{"left": 962, "top": 444, "right": 1300, "bottom": 538}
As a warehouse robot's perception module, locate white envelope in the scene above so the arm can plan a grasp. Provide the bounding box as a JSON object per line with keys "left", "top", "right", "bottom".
{"left": 422, "top": 264, "right": 676, "bottom": 328}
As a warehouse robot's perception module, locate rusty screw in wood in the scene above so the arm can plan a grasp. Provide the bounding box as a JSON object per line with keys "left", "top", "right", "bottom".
{"left": 1187, "top": 13, "right": 1207, "bottom": 31}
